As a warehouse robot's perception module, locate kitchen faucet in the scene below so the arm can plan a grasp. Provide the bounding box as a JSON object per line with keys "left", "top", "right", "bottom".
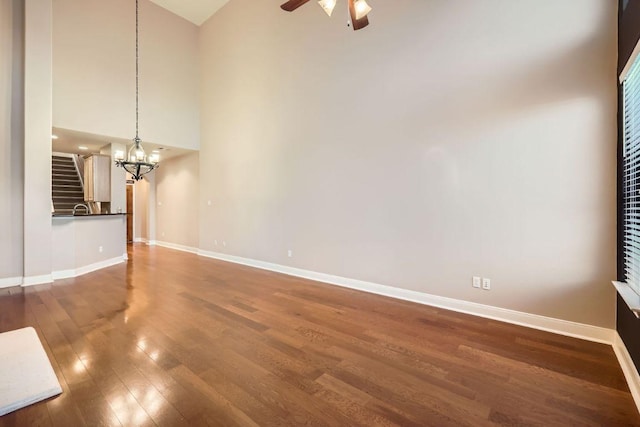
{"left": 72, "top": 203, "right": 89, "bottom": 215}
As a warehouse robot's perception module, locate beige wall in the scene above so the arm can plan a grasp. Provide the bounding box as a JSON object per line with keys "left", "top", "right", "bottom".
{"left": 199, "top": 0, "right": 618, "bottom": 327}
{"left": 156, "top": 152, "right": 199, "bottom": 249}
{"left": 52, "top": 216, "right": 126, "bottom": 272}
{"left": 134, "top": 179, "right": 150, "bottom": 242}
{"left": 0, "top": 0, "right": 24, "bottom": 282}
{"left": 23, "top": 0, "right": 53, "bottom": 282}
{"left": 52, "top": 0, "right": 200, "bottom": 150}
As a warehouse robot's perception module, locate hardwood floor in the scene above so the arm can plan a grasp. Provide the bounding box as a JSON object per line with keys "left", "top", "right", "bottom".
{"left": 0, "top": 244, "right": 638, "bottom": 426}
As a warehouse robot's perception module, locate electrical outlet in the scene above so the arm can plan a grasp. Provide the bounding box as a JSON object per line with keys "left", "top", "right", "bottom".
{"left": 472, "top": 276, "right": 481, "bottom": 288}
{"left": 214, "top": 240, "right": 218, "bottom": 246}
{"left": 161, "top": 232, "right": 165, "bottom": 237}
{"left": 99, "top": 246, "right": 103, "bottom": 253}
{"left": 223, "top": 241, "right": 226, "bottom": 247}
{"left": 207, "top": 200, "right": 212, "bottom": 206}
{"left": 482, "top": 278, "right": 491, "bottom": 290}
{"left": 288, "top": 250, "right": 293, "bottom": 258}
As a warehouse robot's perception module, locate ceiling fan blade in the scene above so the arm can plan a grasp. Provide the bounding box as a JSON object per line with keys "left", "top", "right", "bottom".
{"left": 281, "top": 0, "right": 312, "bottom": 12}
{"left": 348, "top": 0, "right": 370, "bottom": 30}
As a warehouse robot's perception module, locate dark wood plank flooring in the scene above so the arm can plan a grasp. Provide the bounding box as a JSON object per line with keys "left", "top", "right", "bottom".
{"left": 0, "top": 244, "right": 638, "bottom": 426}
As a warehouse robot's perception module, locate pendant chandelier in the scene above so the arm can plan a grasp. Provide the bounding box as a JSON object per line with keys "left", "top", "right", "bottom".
{"left": 281, "top": 0, "right": 372, "bottom": 31}
{"left": 114, "top": 0, "right": 159, "bottom": 181}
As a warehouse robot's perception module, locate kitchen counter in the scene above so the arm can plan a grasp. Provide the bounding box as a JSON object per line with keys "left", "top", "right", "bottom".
{"left": 52, "top": 213, "right": 127, "bottom": 218}
{"left": 51, "top": 214, "right": 127, "bottom": 279}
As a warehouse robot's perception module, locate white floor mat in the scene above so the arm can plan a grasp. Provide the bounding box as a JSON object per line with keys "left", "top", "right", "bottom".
{"left": 0, "top": 327, "right": 62, "bottom": 416}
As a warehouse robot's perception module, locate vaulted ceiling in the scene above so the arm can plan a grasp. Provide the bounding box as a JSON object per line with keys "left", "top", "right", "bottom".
{"left": 149, "top": 0, "right": 231, "bottom": 26}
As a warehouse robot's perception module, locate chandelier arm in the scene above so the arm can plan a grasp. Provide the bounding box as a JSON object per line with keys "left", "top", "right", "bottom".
{"left": 122, "top": 163, "right": 134, "bottom": 176}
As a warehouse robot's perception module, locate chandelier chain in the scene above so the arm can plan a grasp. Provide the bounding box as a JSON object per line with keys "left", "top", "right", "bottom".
{"left": 135, "top": 0, "right": 139, "bottom": 141}
{"left": 114, "top": 0, "right": 159, "bottom": 181}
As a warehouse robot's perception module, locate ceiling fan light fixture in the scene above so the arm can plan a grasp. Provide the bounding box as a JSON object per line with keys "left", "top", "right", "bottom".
{"left": 353, "top": 0, "right": 372, "bottom": 20}
{"left": 318, "top": 0, "right": 336, "bottom": 16}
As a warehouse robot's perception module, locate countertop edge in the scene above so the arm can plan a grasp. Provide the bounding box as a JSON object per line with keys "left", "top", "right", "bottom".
{"left": 52, "top": 213, "right": 127, "bottom": 219}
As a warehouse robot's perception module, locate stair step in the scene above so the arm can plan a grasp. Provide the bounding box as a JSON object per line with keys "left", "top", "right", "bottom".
{"left": 53, "top": 202, "right": 84, "bottom": 212}
{"left": 54, "top": 198, "right": 83, "bottom": 202}
{"left": 52, "top": 179, "right": 80, "bottom": 184}
{"left": 53, "top": 196, "right": 84, "bottom": 200}
{"left": 52, "top": 155, "right": 85, "bottom": 215}
{"left": 52, "top": 186, "right": 82, "bottom": 191}
{"left": 53, "top": 185, "right": 81, "bottom": 189}
{"left": 53, "top": 189, "right": 84, "bottom": 196}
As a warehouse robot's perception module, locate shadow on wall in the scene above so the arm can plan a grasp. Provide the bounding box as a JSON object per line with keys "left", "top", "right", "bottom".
{"left": 362, "top": 0, "right": 616, "bottom": 136}
{"left": 494, "top": 276, "right": 615, "bottom": 327}
{"left": 7, "top": 0, "right": 24, "bottom": 278}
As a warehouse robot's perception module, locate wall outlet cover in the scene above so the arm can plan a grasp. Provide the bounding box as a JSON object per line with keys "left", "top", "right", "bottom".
{"left": 472, "top": 276, "right": 481, "bottom": 288}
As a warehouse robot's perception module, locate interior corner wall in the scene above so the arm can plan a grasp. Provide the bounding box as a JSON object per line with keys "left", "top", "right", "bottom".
{"left": 52, "top": 0, "right": 200, "bottom": 150}
{"left": 134, "top": 177, "right": 150, "bottom": 242}
{"left": 0, "top": 0, "right": 24, "bottom": 281}
{"left": 199, "top": 0, "right": 618, "bottom": 328}
{"left": 155, "top": 152, "right": 199, "bottom": 249}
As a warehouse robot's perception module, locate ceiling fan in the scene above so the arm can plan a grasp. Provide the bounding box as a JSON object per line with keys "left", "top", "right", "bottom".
{"left": 280, "top": 0, "right": 372, "bottom": 31}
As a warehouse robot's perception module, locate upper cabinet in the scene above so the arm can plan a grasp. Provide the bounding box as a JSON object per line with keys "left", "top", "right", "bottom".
{"left": 84, "top": 154, "right": 111, "bottom": 202}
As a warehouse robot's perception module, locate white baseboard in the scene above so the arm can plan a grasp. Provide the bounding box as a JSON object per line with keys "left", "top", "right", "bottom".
{"left": 0, "top": 277, "right": 23, "bottom": 289}
{"left": 197, "top": 249, "right": 615, "bottom": 345}
{"left": 8, "top": 244, "right": 640, "bottom": 410}
{"left": 614, "top": 332, "right": 640, "bottom": 413}
{"left": 134, "top": 238, "right": 157, "bottom": 246}
{"left": 155, "top": 240, "right": 198, "bottom": 254}
{"left": 52, "top": 255, "right": 127, "bottom": 281}
{"left": 51, "top": 269, "right": 75, "bottom": 280}
{"left": 22, "top": 274, "right": 53, "bottom": 287}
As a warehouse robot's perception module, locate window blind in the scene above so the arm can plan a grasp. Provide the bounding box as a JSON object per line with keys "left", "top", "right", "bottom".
{"left": 623, "top": 53, "right": 640, "bottom": 295}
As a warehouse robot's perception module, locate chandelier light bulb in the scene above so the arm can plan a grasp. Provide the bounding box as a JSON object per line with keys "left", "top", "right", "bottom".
{"left": 354, "top": 0, "right": 372, "bottom": 20}
{"left": 318, "top": 0, "right": 337, "bottom": 16}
